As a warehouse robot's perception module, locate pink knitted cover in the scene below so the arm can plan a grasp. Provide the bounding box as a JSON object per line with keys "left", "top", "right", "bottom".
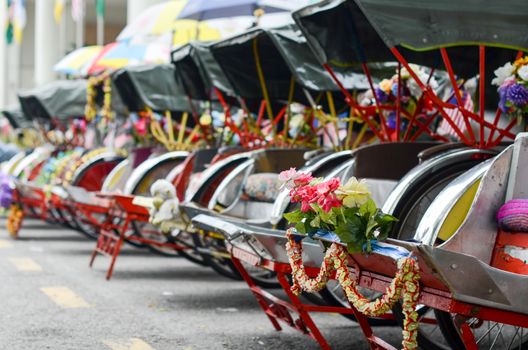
{"left": 497, "top": 199, "right": 528, "bottom": 232}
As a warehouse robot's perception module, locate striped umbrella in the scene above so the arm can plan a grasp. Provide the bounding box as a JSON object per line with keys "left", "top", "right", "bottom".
{"left": 87, "top": 41, "right": 171, "bottom": 75}
{"left": 54, "top": 45, "right": 103, "bottom": 76}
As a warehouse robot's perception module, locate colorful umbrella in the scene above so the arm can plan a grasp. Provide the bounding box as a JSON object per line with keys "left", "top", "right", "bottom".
{"left": 176, "top": 0, "right": 293, "bottom": 20}
{"left": 117, "top": 0, "right": 310, "bottom": 47}
{"left": 117, "top": 1, "right": 187, "bottom": 41}
{"left": 54, "top": 45, "right": 103, "bottom": 75}
{"left": 87, "top": 41, "right": 171, "bottom": 75}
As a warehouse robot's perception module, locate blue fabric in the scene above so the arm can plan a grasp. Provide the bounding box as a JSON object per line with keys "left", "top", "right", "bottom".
{"left": 177, "top": 0, "right": 284, "bottom": 20}
{"left": 307, "top": 229, "right": 410, "bottom": 260}
{"left": 369, "top": 241, "right": 411, "bottom": 260}
{"left": 308, "top": 229, "right": 341, "bottom": 242}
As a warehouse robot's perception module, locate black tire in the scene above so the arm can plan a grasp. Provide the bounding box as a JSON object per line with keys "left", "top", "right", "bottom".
{"left": 70, "top": 214, "right": 101, "bottom": 240}
{"left": 53, "top": 207, "right": 77, "bottom": 230}
{"left": 191, "top": 230, "right": 242, "bottom": 280}
{"left": 131, "top": 221, "right": 207, "bottom": 265}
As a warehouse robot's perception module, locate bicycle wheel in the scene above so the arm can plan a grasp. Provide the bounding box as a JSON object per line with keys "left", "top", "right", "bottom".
{"left": 435, "top": 310, "right": 528, "bottom": 350}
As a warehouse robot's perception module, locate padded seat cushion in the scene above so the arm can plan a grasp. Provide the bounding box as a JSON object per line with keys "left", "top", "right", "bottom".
{"left": 243, "top": 172, "right": 281, "bottom": 203}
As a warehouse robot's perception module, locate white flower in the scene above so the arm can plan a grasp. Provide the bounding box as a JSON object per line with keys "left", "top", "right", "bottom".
{"left": 518, "top": 65, "right": 528, "bottom": 81}
{"left": 407, "top": 78, "right": 423, "bottom": 99}
{"left": 335, "top": 177, "right": 371, "bottom": 208}
{"left": 492, "top": 62, "right": 515, "bottom": 86}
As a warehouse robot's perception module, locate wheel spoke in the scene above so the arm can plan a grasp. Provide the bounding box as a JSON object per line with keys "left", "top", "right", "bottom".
{"left": 476, "top": 321, "right": 500, "bottom": 344}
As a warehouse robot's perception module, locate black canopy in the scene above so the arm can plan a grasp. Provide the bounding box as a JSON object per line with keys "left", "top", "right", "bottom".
{"left": 210, "top": 24, "right": 373, "bottom": 105}
{"left": 171, "top": 43, "right": 211, "bottom": 101}
{"left": 354, "top": 0, "right": 528, "bottom": 52}
{"left": 293, "top": 0, "right": 519, "bottom": 81}
{"left": 1, "top": 106, "right": 30, "bottom": 128}
{"left": 112, "top": 64, "right": 191, "bottom": 112}
{"left": 18, "top": 80, "right": 88, "bottom": 120}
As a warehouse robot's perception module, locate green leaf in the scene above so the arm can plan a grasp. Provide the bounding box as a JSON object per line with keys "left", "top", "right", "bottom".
{"left": 359, "top": 198, "right": 377, "bottom": 216}
{"left": 284, "top": 209, "right": 304, "bottom": 224}
{"left": 295, "top": 221, "right": 307, "bottom": 234}
{"left": 347, "top": 241, "right": 363, "bottom": 253}
{"left": 319, "top": 207, "right": 337, "bottom": 225}
{"left": 334, "top": 212, "right": 366, "bottom": 245}
{"left": 310, "top": 215, "right": 321, "bottom": 228}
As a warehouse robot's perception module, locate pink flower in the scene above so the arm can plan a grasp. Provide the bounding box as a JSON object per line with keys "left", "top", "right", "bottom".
{"left": 294, "top": 172, "right": 313, "bottom": 187}
{"left": 134, "top": 118, "right": 147, "bottom": 136}
{"left": 279, "top": 167, "right": 297, "bottom": 182}
{"left": 279, "top": 168, "right": 313, "bottom": 190}
{"left": 312, "top": 178, "right": 343, "bottom": 212}
{"left": 290, "top": 184, "right": 318, "bottom": 212}
{"left": 316, "top": 178, "right": 340, "bottom": 195}
{"left": 318, "top": 193, "right": 342, "bottom": 212}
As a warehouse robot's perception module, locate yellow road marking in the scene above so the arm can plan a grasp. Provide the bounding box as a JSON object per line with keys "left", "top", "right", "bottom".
{"left": 103, "top": 338, "right": 155, "bottom": 350}
{"left": 0, "top": 240, "right": 13, "bottom": 248}
{"left": 40, "top": 286, "right": 91, "bottom": 308}
{"left": 8, "top": 257, "right": 42, "bottom": 271}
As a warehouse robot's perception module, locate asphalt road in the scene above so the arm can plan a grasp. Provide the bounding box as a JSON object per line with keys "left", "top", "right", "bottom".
{"left": 0, "top": 218, "right": 402, "bottom": 350}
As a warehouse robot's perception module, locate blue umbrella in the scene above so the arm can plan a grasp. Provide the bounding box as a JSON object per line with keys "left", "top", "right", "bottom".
{"left": 177, "top": 0, "right": 291, "bottom": 20}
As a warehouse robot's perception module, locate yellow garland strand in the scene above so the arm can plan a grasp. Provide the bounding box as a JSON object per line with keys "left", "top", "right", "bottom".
{"left": 63, "top": 148, "right": 109, "bottom": 185}
{"left": 6, "top": 204, "right": 24, "bottom": 238}
{"left": 285, "top": 229, "right": 420, "bottom": 350}
{"left": 85, "top": 73, "right": 113, "bottom": 122}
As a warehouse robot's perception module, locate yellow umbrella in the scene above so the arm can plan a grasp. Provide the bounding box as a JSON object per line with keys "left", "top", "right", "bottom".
{"left": 54, "top": 46, "right": 103, "bottom": 76}
{"left": 117, "top": 1, "right": 188, "bottom": 41}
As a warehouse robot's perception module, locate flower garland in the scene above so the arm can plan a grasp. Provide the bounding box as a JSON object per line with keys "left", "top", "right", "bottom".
{"left": 493, "top": 56, "right": 528, "bottom": 124}
{"left": 62, "top": 148, "right": 109, "bottom": 185}
{"left": 6, "top": 204, "right": 24, "bottom": 238}
{"left": 51, "top": 150, "right": 84, "bottom": 185}
{"left": 85, "top": 73, "right": 113, "bottom": 123}
{"left": 285, "top": 230, "right": 420, "bottom": 350}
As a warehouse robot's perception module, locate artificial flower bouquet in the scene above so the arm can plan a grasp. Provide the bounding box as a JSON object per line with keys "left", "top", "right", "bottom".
{"left": 493, "top": 57, "right": 528, "bottom": 124}
{"left": 374, "top": 64, "right": 438, "bottom": 128}
{"left": 279, "top": 168, "right": 397, "bottom": 253}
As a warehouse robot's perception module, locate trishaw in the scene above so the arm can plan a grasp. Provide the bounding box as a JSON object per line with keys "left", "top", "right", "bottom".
{"left": 83, "top": 63, "right": 215, "bottom": 279}
{"left": 7, "top": 79, "right": 125, "bottom": 237}
{"left": 189, "top": 0, "right": 527, "bottom": 348}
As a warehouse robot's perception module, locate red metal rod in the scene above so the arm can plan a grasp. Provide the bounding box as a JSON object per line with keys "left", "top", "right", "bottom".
{"left": 396, "top": 63, "right": 402, "bottom": 141}
{"left": 391, "top": 47, "right": 473, "bottom": 145}
{"left": 440, "top": 47, "right": 476, "bottom": 143}
{"left": 479, "top": 46, "right": 486, "bottom": 148}
{"left": 213, "top": 87, "right": 246, "bottom": 146}
{"left": 361, "top": 62, "right": 390, "bottom": 140}
{"left": 256, "top": 99, "right": 266, "bottom": 127}
{"left": 486, "top": 108, "right": 503, "bottom": 145}
{"left": 488, "top": 117, "right": 518, "bottom": 147}
{"left": 322, "top": 63, "right": 386, "bottom": 142}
